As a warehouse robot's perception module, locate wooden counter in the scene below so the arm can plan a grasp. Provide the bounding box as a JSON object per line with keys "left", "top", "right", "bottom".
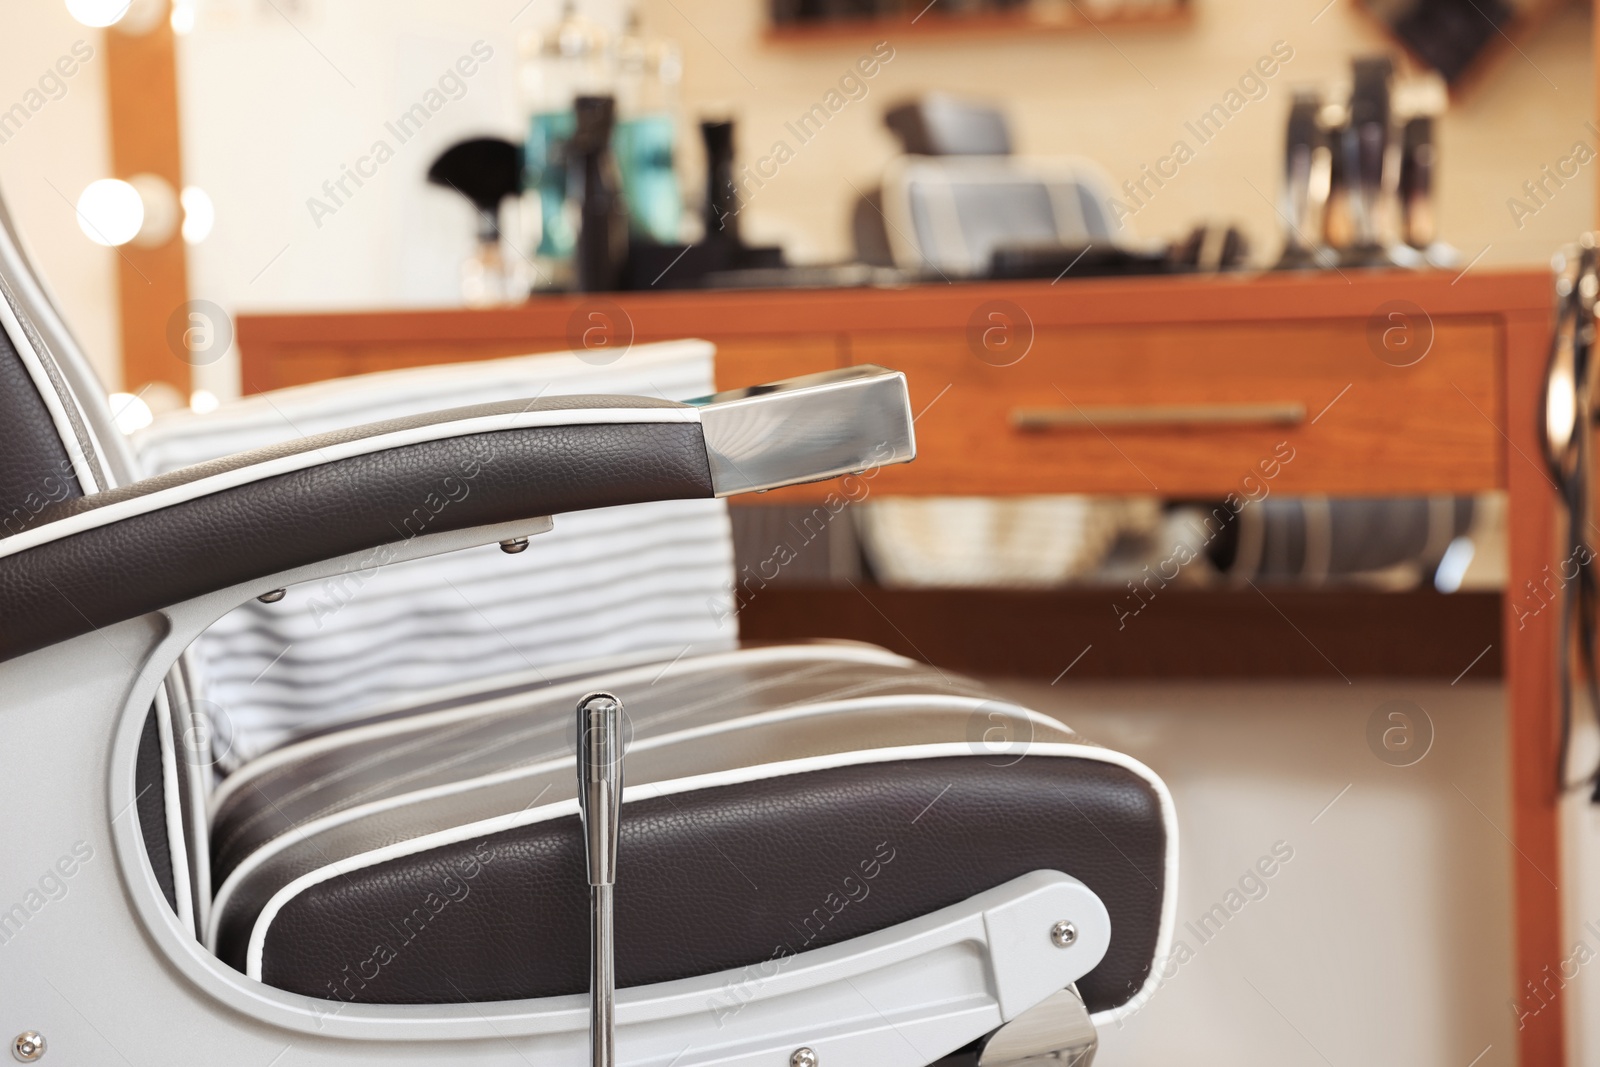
{"left": 240, "top": 270, "right": 1539, "bottom": 502}
{"left": 239, "top": 268, "right": 1565, "bottom": 1065}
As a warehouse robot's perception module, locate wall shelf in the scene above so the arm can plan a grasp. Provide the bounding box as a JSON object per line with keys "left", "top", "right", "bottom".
{"left": 763, "top": 1, "right": 1191, "bottom": 45}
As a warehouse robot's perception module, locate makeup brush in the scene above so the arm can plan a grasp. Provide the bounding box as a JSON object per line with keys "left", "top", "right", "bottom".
{"left": 427, "top": 137, "right": 527, "bottom": 304}
{"left": 427, "top": 137, "right": 525, "bottom": 243}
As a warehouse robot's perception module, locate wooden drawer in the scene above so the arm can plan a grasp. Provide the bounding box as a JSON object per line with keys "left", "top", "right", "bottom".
{"left": 850, "top": 319, "right": 1504, "bottom": 497}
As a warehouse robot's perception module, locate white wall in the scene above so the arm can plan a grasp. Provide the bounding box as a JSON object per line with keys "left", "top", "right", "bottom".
{"left": 0, "top": 10, "right": 118, "bottom": 387}
{"left": 174, "top": 0, "right": 581, "bottom": 398}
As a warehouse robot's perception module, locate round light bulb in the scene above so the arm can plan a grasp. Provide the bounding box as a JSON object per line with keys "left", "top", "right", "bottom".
{"left": 181, "top": 186, "right": 215, "bottom": 244}
{"left": 1547, "top": 362, "right": 1577, "bottom": 456}
{"left": 128, "top": 173, "right": 179, "bottom": 247}
{"left": 108, "top": 392, "right": 154, "bottom": 434}
{"left": 65, "top": 0, "right": 131, "bottom": 27}
{"left": 189, "top": 388, "right": 221, "bottom": 414}
{"left": 76, "top": 179, "right": 144, "bottom": 247}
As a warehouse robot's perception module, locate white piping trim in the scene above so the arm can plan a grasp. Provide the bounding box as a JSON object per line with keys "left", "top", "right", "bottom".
{"left": 10, "top": 280, "right": 127, "bottom": 486}
{"left": 209, "top": 643, "right": 916, "bottom": 814}
{"left": 206, "top": 690, "right": 1065, "bottom": 948}
{"left": 244, "top": 739, "right": 1179, "bottom": 1020}
{"left": 71, "top": 395, "right": 115, "bottom": 488}
{"left": 0, "top": 287, "right": 101, "bottom": 493}
{"left": 0, "top": 201, "right": 134, "bottom": 484}
{"left": 152, "top": 686, "right": 197, "bottom": 935}
{"left": 177, "top": 652, "right": 215, "bottom": 933}
{"left": 0, "top": 405, "right": 700, "bottom": 561}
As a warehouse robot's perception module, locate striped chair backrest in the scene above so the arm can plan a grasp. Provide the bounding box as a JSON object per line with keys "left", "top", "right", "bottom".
{"left": 133, "top": 339, "right": 738, "bottom": 765}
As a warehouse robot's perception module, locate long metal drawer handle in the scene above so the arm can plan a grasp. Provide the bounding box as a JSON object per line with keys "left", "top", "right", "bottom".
{"left": 1011, "top": 402, "right": 1306, "bottom": 431}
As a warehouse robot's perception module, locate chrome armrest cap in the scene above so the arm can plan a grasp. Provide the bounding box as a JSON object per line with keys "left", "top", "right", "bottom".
{"left": 688, "top": 365, "right": 917, "bottom": 497}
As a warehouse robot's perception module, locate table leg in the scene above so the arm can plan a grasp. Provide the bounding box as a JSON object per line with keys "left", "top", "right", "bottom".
{"left": 1505, "top": 311, "right": 1565, "bottom": 1067}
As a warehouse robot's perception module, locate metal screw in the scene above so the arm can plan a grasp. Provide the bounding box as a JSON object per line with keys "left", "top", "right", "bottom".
{"left": 1051, "top": 920, "right": 1078, "bottom": 948}
{"left": 500, "top": 538, "right": 530, "bottom": 554}
{"left": 790, "top": 1048, "right": 818, "bottom": 1067}
{"left": 12, "top": 1032, "right": 44, "bottom": 1062}
{"left": 257, "top": 588, "right": 286, "bottom": 604}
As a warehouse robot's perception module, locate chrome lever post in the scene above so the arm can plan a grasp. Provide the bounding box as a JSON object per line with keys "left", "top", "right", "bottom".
{"left": 576, "top": 692, "right": 624, "bottom": 1067}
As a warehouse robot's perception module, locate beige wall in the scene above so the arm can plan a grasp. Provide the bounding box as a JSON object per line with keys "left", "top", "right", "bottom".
{"left": 645, "top": 0, "right": 1595, "bottom": 267}
{"left": 0, "top": 11, "right": 117, "bottom": 387}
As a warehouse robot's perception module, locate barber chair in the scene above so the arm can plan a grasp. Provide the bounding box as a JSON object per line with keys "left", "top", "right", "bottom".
{"left": 0, "top": 185, "right": 1175, "bottom": 1066}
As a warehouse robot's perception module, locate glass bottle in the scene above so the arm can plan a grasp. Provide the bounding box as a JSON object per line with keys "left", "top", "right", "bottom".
{"left": 517, "top": 2, "right": 612, "bottom": 289}
{"left": 612, "top": 10, "right": 683, "bottom": 245}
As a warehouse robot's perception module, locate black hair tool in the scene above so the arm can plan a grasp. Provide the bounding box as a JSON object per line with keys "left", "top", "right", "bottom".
{"left": 1276, "top": 89, "right": 1332, "bottom": 269}
{"left": 700, "top": 119, "right": 740, "bottom": 249}
{"left": 568, "top": 95, "right": 630, "bottom": 293}
{"left": 1341, "top": 56, "right": 1394, "bottom": 262}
